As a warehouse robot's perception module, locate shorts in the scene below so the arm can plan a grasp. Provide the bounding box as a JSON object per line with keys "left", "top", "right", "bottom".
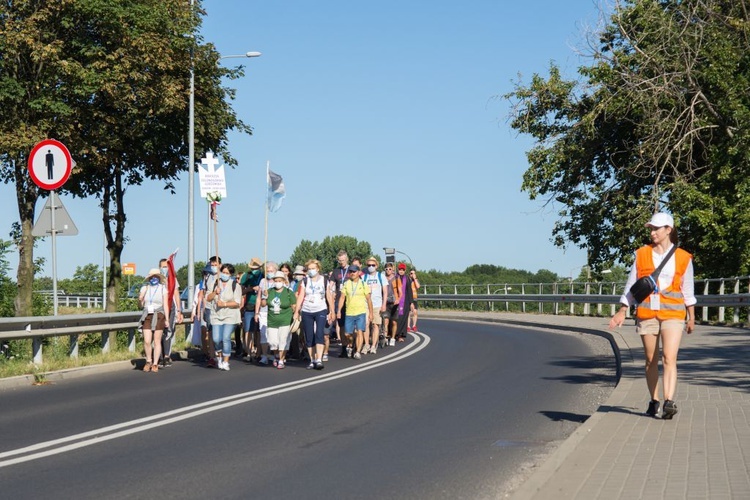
{"left": 636, "top": 318, "right": 685, "bottom": 336}
{"left": 267, "top": 325, "right": 292, "bottom": 351}
{"left": 369, "top": 310, "right": 383, "bottom": 326}
{"left": 242, "top": 310, "right": 255, "bottom": 333}
{"left": 344, "top": 313, "right": 366, "bottom": 334}
{"left": 386, "top": 303, "right": 398, "bottom": 321}
{"left": 258, "top": 311, "right": 268, "bottom": 343}
{"left": 143, "top": 312, "right": 166, "bottom": 331}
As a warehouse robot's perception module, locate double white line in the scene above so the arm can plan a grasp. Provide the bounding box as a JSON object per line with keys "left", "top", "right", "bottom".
{"left": 0, "top": 331, "right": 430, "bottom": 468}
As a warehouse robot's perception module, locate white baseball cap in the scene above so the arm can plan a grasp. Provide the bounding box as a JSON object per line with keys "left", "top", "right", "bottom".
{"left": 645, "top": 212, "right": 674, "bottom": 228}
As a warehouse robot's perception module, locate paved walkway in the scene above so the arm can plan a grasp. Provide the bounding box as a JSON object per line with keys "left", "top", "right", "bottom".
{"left": 423, "top": 311, "right": 750, "bottom": 500}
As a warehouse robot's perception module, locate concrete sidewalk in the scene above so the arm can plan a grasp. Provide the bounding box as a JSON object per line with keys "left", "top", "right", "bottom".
{"left": 423, "top": 311, "right": 750, "bottom": 499}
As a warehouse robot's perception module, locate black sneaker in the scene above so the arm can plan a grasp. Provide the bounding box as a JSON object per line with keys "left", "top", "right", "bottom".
{"left": 662, "top": 400, "right": 678, "bottom": 420}
{"left": 646, "top": 400, "right": 660, "bottom": 418}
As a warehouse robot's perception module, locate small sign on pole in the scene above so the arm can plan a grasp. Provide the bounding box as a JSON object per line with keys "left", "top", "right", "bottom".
{"left": 28, "top": 139, "right": 73, "bottom": 190}
{"left": 122, "top": 263, "right": 136, "bottom": 276}
{"left": 198, "top": 152, "right": 227, "bottom": 199}
{"left": 28, "top": 139, "right": 74, "bottom": 316}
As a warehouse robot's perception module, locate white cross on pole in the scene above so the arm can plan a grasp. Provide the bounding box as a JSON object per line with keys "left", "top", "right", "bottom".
{"left": 200, "top": 152, "right": 220, "bottom": 174}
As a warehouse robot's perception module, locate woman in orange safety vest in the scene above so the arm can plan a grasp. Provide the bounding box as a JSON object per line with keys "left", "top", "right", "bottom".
{"left": 609, "top": 212, "right": 696, "bottom": 420}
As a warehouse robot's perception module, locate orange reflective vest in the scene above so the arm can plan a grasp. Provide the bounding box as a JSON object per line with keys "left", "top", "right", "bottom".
{"left": 635, "top": 245, "right": 692, "bottom": 321}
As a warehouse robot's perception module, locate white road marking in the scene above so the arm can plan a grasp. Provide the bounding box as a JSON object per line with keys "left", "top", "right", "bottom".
{"left": 0, "top": 331, "right": 430, "bottom": 468}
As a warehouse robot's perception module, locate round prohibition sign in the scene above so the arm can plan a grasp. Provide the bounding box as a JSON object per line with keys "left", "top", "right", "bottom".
{"left": 28, "top": 139, "right": 73, "bottom": 190}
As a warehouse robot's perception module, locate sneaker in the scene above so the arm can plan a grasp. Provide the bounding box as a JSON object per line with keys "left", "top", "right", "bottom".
{"left": 277, "top": 360, "right": 285, "bottom": 369}
{"left": 662, "top": 400, "right": 678, "bottom": 420}
{"left": 162, "top": 357, "right": 172, "bottom": 368}
{"left": 314, "top": 360, "right": 324, "bottom": 370}
{"left": 389, "top": 338, "right": 396, "bottom": 346}
{"left": 361, "top": 344, "right": 370, "bottom": 355}
{"left": 243, "top": 354, "right": 253, "bottom": 362}
{"left": 322, "top": 354, "right": 329, "bottom": 361}
{"left": 307, "top": 362, "right": 315, "bottom": 370}
{"left": 224, "top": 362, "right": 230, "bottom": 371}
{"left": 370, "top": 346, "right": 377, "bottom": 355}
{"left": 353, "top": 352, "right": 361, "bottom": 360}
{"left": 346, "top": 346, "right": 353, "bottom": 358}
{"left": 646, "top": 400, "right": 660, "bottom": 418}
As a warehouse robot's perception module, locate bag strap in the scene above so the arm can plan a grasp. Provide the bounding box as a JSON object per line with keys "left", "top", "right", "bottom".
{"left": 651, "top": 245, "right": 677, "bottom": 280}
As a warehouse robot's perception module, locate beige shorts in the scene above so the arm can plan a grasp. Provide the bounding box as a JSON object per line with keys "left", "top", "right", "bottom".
{"left": 636, "top": 318, "right": 685, "bottom": 336}
{"left": 370, "top": 311, "right": 383, "bottom": 326}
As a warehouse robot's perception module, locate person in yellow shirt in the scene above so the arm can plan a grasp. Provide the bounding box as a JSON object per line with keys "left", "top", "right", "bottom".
{"left": 336, "top": 265, "right": 373, "bottom": 359}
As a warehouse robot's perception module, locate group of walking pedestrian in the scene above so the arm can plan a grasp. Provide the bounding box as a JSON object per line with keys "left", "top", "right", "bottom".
{"left": 147, "top": 250, "right": 421, "bottom": 372}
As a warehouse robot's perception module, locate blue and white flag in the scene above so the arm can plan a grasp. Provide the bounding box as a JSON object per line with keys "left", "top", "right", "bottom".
{"left": 267, "top": 169, "right": 286, "bottom": 212}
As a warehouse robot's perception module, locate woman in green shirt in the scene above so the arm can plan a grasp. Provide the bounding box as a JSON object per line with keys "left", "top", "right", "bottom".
{"left": 261, "top": 271, "right": 297, "bottom": 369}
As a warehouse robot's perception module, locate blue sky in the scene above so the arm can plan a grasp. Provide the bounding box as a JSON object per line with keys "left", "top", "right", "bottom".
{"left": 2, "top": 0, "right": 608, "bottom": 280}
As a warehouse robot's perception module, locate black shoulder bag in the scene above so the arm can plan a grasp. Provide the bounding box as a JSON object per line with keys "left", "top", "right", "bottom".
{"left": 629, "top": 246, "right": 677, "bottom": 303}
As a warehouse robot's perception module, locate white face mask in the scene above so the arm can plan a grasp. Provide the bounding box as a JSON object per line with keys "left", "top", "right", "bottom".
{"left": 274, "top": 281, "right": 285, "bottom": 290}
{"left": 367, "top": 265, "right": 376, "bottom": 273}
{"left": 307, "top": 269, "right": 318, "bottom": 277}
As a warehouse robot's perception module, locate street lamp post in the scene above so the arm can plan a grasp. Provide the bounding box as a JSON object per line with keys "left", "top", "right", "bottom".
{"left": 383, "top": 247, "right": 414, "bottom": 268}
{"left": 187, "top": 48, "right": 261, "bottom": 310}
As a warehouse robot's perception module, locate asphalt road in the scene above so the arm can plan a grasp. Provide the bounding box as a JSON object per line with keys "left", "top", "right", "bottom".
{"left": 0, "top": 319, "right": 616, "bottom": 499}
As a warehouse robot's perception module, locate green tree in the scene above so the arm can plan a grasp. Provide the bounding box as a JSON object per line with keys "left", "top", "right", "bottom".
{"left": 59, "top": 264, "right": 102, "bottom": 295}
{"left": 506, "top": 0, "right": 750, "bottom": 277}
{"left": 0, "top": 0, "right": 250, "bottom": 315}
{"left": 288, "top": 236, "right": 374, "bottom": 273}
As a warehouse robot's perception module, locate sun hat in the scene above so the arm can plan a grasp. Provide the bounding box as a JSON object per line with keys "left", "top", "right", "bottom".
{"left": 248, "top": 257, "right": 262, "bottom": 269}
{"left": 146, "top": 268, "right": 164, "bottom": 282}
{"left": 645, "top": 212, "right": 674, "bottom": 228}
{"left": 290, "top": 316, "right": 301, "bottom": 334}
{"left": 293, "top": 265, "right": 305, "bottom": 276}
{"left": 272, "top": 270, "right": 287, "bottom": 281}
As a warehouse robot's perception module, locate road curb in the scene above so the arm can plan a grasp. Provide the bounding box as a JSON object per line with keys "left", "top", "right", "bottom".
{"left": 0, "top": 360, "right": 136, "bottom": 390}
{"left": 419, "top": 311, "right": 638, "bottom": 499}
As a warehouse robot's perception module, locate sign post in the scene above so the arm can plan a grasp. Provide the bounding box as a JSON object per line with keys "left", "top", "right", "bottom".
{"left": 198, "top": 152, "right": 227, "bottom": 259}
{"left": 28, "top": 139, "right": 73, "bottom": 317}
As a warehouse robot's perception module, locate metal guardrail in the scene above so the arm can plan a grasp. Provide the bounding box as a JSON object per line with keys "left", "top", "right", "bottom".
{"left": 3, "top": 280, "right": 749, "bottom": 365}
{"left": 0, "top": 311, "right": 191, "bottom": 365}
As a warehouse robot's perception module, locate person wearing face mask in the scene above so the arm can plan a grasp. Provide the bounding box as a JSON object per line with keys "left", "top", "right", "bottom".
{"left": 293, "top": 259, "right": 335, "bottom": 369}
{"left": 206, "top": 263, "right": 242, "bottom": 371}
{"left": 138, "top": 268, "right": 170, "bottom": 373}
{"left": 157, "top": 258, "right": 183, "bottom": 368}
{"left": 255, "top": 261, "right": 279, "bottom": 365}
{"left": 392, "top": 263, "right": 416, "bottom": 342}
{"left": 362, "top": 256, "right": 388, "bottom": 354}
{"left": 261, "top": 271, "right": 297, "bottom": 369}
{"left": 239, "top": 257, "right": 263, "bottom": 361}
{"left": 331, "top": 250, "right": 350, "bottom": 357}
{"left": 195, "top": 256, "right": 222, "bottom": 367}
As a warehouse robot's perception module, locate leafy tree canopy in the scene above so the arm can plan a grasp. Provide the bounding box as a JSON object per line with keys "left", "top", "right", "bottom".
{"left": 506, "top": 0, "right": 750, "bottom": 277}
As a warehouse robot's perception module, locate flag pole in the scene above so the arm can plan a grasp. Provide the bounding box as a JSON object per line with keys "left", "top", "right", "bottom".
{"left": 263, "top": 160, "right": 270, "bottom": 267}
